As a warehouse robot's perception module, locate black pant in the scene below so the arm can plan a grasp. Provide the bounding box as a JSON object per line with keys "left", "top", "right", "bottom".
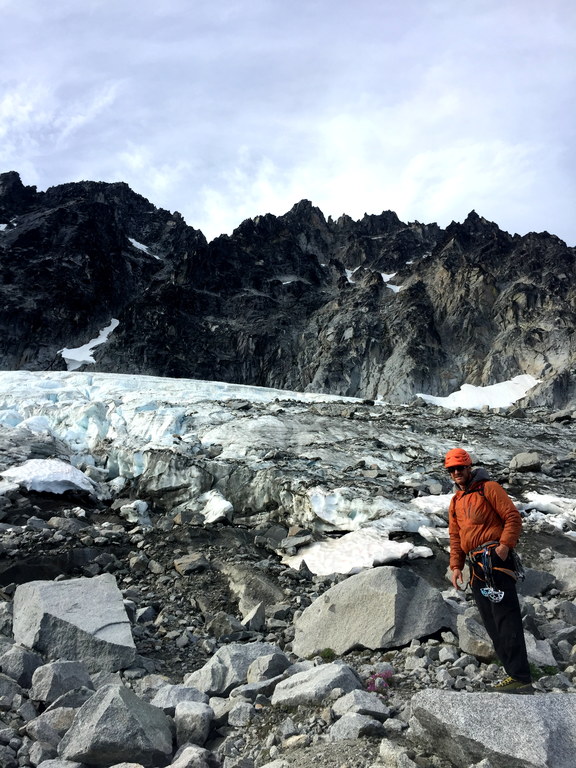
{"left": 470, "top": 552, "right": 531, "bottom": 683}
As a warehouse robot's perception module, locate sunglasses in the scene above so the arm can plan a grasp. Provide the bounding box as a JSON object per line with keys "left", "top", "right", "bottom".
{"left": 447, "top": 465, "right": 469, "bottom": 474}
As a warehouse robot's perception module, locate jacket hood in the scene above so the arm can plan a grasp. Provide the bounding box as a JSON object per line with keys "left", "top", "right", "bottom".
{"left": 471, "top": 467, "right": 491, "bottom": 483}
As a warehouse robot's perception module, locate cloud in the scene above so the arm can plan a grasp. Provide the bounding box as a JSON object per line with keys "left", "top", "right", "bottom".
{"left": 0, "top": 0, "right": 574, "bottom": 244}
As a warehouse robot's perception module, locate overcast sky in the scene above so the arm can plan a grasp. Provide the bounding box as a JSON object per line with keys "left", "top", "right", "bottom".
{"left": 1, "top": 0, "right": 575, "bottom": 243}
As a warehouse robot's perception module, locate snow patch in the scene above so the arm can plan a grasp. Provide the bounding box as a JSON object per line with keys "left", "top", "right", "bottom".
{"left": 1, "top": 458, "right": 96, "bottom": 495}
{"left": 416, "top": 374, "right": 539, "bottom": 410}
{"left": 58, "top": 319, "right": 120, "bottom": 371}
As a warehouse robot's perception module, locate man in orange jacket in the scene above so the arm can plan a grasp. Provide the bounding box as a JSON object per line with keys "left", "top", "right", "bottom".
{"left": 446, "top": 447, "right": 532, "bottom": 693}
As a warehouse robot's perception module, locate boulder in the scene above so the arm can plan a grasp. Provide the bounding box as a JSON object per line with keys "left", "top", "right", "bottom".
{"left": 13, "top": 574, "right": 136, "bottom": 672}
{"left": 328, "top": 712, "right": 386, "bottom": 740}
{"left": 170, "top": 744, "right": 221, "bottom": 768}
{"left": 26, "top": 706, "right": 77, "bottom": 746}
{"left": 0, "top": 643, "right": 44, "bottom": 687}
{"left": 410, "top": 689, "right": 576, "bottom": 768}
{"left": 218, "top": 563, "right": 285, "bottom": 618}
{"left": 456, "top": 615, "right": 494, "bottom": 661}
{"left": 292, "top": 566, "right": 454, "bottom": 657}
{"left": 524, "top": 634, "right": 558, "bottom": 668}
{"left": 58, "top": 684, "right": 173, "bottom": 767}
{"left": 31, "top": 661, "right": 94, "bottom": 704}
{"left": 270, "top": 662, "right": 361, "bottom": 707}
{"left": 331, "top": 689, "right": 391, "bottom": 721}
{"left": 183, "top": 642, "right": 280, "bottom": 696}
{"left": 228, "top": 673, "right": 287, "bottom": 702}
{"left": 509, "top": 452, "right": 541, "bottom": 472}
{"left": 548, "top": 557, "right": 576, "bottom": 594}
{"left": 246, "top": 652, "right": 291, "bottom": 683}
{"left": 227, "top": 701, "right": 255, "bottom": 727}
{"left": 518, "top": 568, "right": 556, "bottom": 597}
{"left": 241, "top": 602, "right": 266, "bottom": 632}
{"left": 0, "top": 744, "right": 17, "bottom": 768}
{"left": 150, "top": 684, "right": 209, "bottom": 716}
{"left": 34, "top": 762, "right": 84, "bottom": 768}
{"left": 29, "top": 743, "right": 58, "bottom": 766}
{"left": 174, "top": 701, "right": 214, "bottom": 747}
{"left": 0, "top": 672, "right": 23, "bottom": 707}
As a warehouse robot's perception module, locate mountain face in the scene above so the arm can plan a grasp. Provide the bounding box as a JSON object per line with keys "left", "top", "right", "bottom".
{"left": 1, "top": 170, "right": 575, "bottom": 407}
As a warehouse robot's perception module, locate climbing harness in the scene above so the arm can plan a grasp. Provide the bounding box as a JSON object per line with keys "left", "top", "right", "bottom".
{"left": 479, "top": 545, "right": 505, "bottom": 603}
{"left": 468, "top": 541, "right": 525, "bottom": 604}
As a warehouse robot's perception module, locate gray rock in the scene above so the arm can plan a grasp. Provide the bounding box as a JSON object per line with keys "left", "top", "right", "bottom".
{"left": 208, "top": 695, "right": 234, "bottom": 727}
{"left": 241, "top": 603, "right": 266, "bottom": 632}
{"left": 331, "top": 689, "right": 391, "bottom": 720}
{"left": 17, "top": 698, "right": 39, "bottom": 721}
{"left": 254, "top": 762, "right": 289, "bottom": 768}
{"left": 150, "top": 684, "right": 209, "bottom": 715}
{"left": 548, "top": 557, "right": 576, "bottom": 593}
{"left": 58, "top": 684, "right": 173, "bottom": 767}
{"left": 26, "top": 706, "right": 77, "bottom": 746}
{"left": 174, "top": 701, "right": 214, "bottom": 747}
{"left": 525, "top": 633, "right": 558, "bottom": 668}
{"left": 173, "top": 554, "right": 211, "bottom": 575}
{"left": 0, "top": 673, "right": 23, "bottom": 708}
{"left": 555, "top": 600, "right": 576, "bottom": 624}
{"left": 205, "top": 612, "right": 245, "bottom": 639}
{"left": 246, "top": 652, "right": 291, "bottom": 683}
{"left": 518, "top": 568, "right": 556, "bottom": 597}
{"left": 227, "top": 701, "right": 255, "bottom": 727}
{"left": 218, "top": 563, "right": 285, "bottom": 618}
{"left": 228, "top": 673, "right": 286, "bottom": 702}
{"left": 31, "top": 661, "right": 94, "bottom": 704}
{"left": 45, "top": 686, "right": 96, "bottom": 712}
{"left": 36, "top": 760, "right": 84, "bottom": 768}
{"left": 292, "top": 566, "right": 453, "bottom": 657}
{"left": 13, "top": 574, "right": 136, "bottom": 672}
{"left": 29, "top": 741, "right": 58, "bottom": 766}
{"left": 0, "top": 601, "right": 12, "bottom": 636}
{"left": 456, "top": 614, "right": 494, "bottom": 661}
{"left": 328, "top": 712, "right": 386, "bottom": 740}
{"left": 0, "top": 744, "right": 17, "bottom": 768}
{"left": 129, "top": 673, "right": 173, "bottom": 701}
{"left": 438, "top": 645, "right": 459, "bottom": 663}
{"left": 509, "top": 452, "right": 541, "bottom": 472}
{"left": 0, "top": 644, "right": 44, "bottom": 687}
{"left": 379, "top": 740, "right": 419, "bottom": 768}
{"left": 270, "top": 662, "right": 361, "bottom": 707}
{"left": 170, "top": 744, "right": 220, "bottom": 768}
{"left": 183, "top": 642, "right": 280, "bottom": 696}
{"left": 410, "top": 689, "right": 576, "bottom": 767}
{"left": 106, "top": 764, "right": 146, "bottom": 768}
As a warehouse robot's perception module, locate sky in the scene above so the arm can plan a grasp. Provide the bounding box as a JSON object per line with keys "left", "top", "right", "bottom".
{"left": 1, "top": 0, "right": 575, "bottom": 243}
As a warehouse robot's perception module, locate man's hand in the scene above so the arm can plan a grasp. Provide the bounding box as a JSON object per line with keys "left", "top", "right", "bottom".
{"left": 495, "top": 543, "right": 509, "bottom": 561}
{"left": 451, "top": 568, "right": 464, "bottom": 590}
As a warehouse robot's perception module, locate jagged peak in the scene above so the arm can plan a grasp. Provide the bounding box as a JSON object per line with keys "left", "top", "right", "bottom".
{"left": 0, "top": 170, "right": 38, "bottom": 218}
{"left": 443, "top": 211, "right": 506, "bottom": 244}
{"left": 0, "top": 170, "right": 36, "bottom": 197}
{"left": 360, "top": 210, "right": 402, "bottom": 227}
{"left": 284, "top": 199, "right": 327, "bottom": 224}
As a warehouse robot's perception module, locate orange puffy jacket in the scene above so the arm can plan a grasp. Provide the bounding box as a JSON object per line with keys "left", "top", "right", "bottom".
{"left": 448, "top": 468, "right": 522, "bottom": 571}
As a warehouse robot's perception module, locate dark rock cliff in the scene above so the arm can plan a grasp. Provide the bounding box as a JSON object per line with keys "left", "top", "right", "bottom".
{"left": 1, "top": 171, "right": 574, "bottom": 406}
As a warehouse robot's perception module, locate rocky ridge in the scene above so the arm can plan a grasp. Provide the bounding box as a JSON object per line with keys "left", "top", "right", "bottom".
{"left": 1, "top": 171, "right": 575, "bottom": 407}
{"left": 1, "top": 375, "right": 576, "bottom": 767}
